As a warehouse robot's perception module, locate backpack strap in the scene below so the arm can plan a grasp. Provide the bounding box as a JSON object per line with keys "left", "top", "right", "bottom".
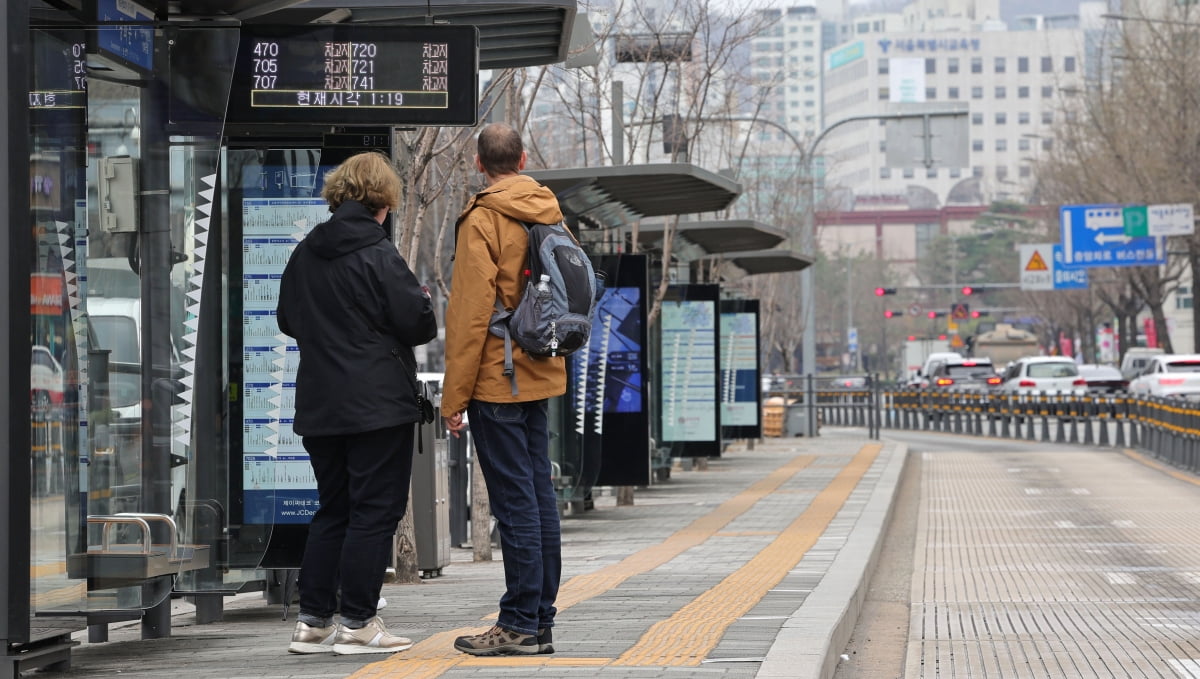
{"left": 492, "top": 300, "right": 519, "bottom": 396}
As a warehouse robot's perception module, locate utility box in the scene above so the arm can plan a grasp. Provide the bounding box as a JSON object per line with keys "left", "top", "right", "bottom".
{"left": 411, "top": 393, "right": 450, "bottom": 577}
{"left": 97, "top": 156, "right": 138, "bottom": 233}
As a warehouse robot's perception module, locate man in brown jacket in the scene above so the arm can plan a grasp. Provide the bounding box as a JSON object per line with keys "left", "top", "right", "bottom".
{"left": 443, "top": 123, "right": 565, "bottom": 656}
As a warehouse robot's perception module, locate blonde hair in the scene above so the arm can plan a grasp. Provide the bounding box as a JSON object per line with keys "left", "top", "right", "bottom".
{"left": 320, "top": 151, "right": 401, "bottom": 212}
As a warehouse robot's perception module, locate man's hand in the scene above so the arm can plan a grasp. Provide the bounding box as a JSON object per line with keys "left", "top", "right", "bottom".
{"left": 443, "top": 411, "right": 467, "bottom": 438}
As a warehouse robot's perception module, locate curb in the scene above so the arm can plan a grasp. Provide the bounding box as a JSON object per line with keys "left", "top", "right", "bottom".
{"left": 757, "top": 440, "right": 909, "bottom": 679}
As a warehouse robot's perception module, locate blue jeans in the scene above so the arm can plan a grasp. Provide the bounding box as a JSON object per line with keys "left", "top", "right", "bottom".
{"left": 468, "top": 399, "right": 561, "bottom": 635}
{"left": 298, "top": 423, "right": 414, "bottom": 626}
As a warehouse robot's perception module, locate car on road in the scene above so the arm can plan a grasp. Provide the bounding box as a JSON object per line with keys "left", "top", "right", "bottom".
{"left": 1126, "top": 354, "right": 1200, "bottom": 400}
{"left": 906, "top": 351, "right": 964, "bottom": 389}
{"left": 1076, "top": 364, "right": 1127, "bottom": 394}
{"left": 996, "top": 356, "right": 1087, "bottom": 395}
{"left": 924, "top": 356, "right": 1000, "bottom": 393}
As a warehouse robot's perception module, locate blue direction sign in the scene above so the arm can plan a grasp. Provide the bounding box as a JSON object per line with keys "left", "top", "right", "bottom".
{"left": 1059, "top": 204, "right": 1165, "bottom": 269}
{"left": 1050, "top": 247, "right": 1089, "bottom": 289}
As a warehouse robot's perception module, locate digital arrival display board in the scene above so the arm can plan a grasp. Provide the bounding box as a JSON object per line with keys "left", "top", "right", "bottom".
{"left": 226, "top": 24, "right": 479, "bottom": 127}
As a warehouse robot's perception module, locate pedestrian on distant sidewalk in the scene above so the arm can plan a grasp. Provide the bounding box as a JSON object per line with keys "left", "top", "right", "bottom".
{"left": 442, "top": 123, "right": 566, "bottom": 656}
{"left": 277, "top": 151, "right": 437, "bottom": 655}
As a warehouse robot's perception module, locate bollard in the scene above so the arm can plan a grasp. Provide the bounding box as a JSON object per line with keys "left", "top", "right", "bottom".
{"left": 1067, "top": 394, "right": 1079, "bottom": 444}
{"left": 1026, "top": 395, "right": 1038, "bottom": 440}
{"left": 1098, "top": 397, "right": 1111, "bottom": 447}
{"left": 1082, "top": 395, "right": 1094, "bottom": 446}
{"left": 1128, "top": 397, "right": 1140, "bottom": 448}
{"left": 1114, "top": 397, "right": 1127, "bottom": 448}
{"left": 1000, "top": 394, "right": 1011, "bottom": 438}
{"left": 1054, "top": 392, "right": 1066, "bottom": 443}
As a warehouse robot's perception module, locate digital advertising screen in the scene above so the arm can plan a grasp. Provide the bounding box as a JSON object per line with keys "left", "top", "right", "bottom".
{"left": 659, "top": 284, "right": 720, "bottom": 456}
{"left": 720, "top": 299, "right": 762, "bottom": 439}
{"left": 579, "top": 255, "right": 650, "bottom": 487}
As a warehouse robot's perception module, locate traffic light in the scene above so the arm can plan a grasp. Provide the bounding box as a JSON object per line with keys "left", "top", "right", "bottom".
{"left": 970, "top": 309, "right": 990, "bottom": 319}
{"left": 874, "top": 287, "right": 897, "bottom": 296}
{"left": 883, "top": 309, "right": 905, "bottom": 318}
{"left": 927, "top": 310, "right": 947, "bottom": 319}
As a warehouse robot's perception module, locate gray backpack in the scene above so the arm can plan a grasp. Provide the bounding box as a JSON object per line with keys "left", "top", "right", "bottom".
{"left": 489, "top": 221, "right": 600, "bottom": 394}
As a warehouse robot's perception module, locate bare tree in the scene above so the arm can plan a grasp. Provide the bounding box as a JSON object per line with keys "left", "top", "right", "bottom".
{"left": 1037, "top": 1, "right": 1200, "bottom": 355}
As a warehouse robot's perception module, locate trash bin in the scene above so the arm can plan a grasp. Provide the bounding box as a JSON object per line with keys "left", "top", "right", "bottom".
{"left": 785, "top": 403, "right": 815, "bottom": 437}
{"left": 411, "top": 386, "right": 450, "bottom": 577}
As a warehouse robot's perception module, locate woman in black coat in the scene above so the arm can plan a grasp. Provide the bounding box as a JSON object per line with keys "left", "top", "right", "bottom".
{"left": 277, "top": 151, "right": 437, "bottom": 655}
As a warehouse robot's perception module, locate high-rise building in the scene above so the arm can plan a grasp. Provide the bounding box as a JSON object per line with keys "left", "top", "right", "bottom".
{"left": 750, "top": 6, "right": 832, "bottom": 143}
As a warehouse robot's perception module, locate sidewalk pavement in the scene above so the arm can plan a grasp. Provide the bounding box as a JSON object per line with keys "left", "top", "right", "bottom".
{"left": 56, "top": 431, "right": 906, "bottom": 679}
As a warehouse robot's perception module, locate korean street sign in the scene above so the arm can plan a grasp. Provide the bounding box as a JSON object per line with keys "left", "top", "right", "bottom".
{"left": 1059, "top": 204, "right": 1165, "bottom": 269}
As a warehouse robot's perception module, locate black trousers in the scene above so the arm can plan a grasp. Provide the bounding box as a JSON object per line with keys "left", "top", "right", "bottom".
{"left": 298, "top": 423, "right": 415, "bottom": 624}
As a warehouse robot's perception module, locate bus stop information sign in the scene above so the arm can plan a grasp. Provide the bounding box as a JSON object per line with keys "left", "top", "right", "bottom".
{"left": 226, "top": 24, "right": 479, "bottom": 126}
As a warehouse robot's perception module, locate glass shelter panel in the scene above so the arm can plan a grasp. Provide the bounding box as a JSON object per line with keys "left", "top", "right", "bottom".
{"left": 27, "top": 22, "right": 263, "bottom": 618}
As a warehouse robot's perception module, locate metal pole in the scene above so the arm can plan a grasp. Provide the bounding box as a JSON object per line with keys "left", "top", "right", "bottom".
{"left": 611, "top": 81, "right": 624, "bottom": 165}
{"left": 800, "top": 108, "right": 967, "bottom": 384}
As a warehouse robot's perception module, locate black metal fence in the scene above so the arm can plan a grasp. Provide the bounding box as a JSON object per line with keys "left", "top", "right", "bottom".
{"left": 871, "top": 386, "right": 1200, "bottom": 475}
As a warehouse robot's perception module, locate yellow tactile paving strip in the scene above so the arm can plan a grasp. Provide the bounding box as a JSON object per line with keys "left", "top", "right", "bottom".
{"left": 348, "top": 444, "right": 879, "bottom": 678}
{"left": 613, "top": 443, "right": 880, "bottom": 666}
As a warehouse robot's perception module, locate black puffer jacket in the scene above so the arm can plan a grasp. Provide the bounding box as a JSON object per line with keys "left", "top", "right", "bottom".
{"left": 277, "top": 200, "right": 438, "bottom": 436}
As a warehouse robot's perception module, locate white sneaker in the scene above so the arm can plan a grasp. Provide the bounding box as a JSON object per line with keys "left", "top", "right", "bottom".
{"left": 333, "top": 616, "right": 413, "bottom": 655}
{"left": 377, "top": 596, "right": 387, "bottom": 610}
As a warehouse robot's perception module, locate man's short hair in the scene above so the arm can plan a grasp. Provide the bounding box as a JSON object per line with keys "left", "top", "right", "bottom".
{"left": 477, "top": 123, "right": 523, "bottom": 176}
{"left": 320, "top": 151, "right": 401, "bottom": 213}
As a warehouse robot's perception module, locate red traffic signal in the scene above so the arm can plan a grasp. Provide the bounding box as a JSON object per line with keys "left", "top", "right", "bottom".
{"left": 874, "top": 287, "right": 898, "bottom": 296}
{"left": 971, "top": 309, "right": 990, "bottom": 318}
{"left": 961, "top": 285, "right": 974, "bottom": 295}
{"left": 883, "top": 309, "right": 905, "bottom": 318}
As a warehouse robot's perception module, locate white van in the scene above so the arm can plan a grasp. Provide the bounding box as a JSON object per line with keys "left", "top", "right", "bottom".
{"left": 1121, "top": 347, "right": 1165, "bottom": 380}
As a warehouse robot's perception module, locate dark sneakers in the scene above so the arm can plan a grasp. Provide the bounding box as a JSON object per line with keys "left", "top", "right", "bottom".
{"left": 453, "top": 625, "right": 538, "bottom": 656}
{"left": 537, "top": 627, "right": 554, "bottom": 654}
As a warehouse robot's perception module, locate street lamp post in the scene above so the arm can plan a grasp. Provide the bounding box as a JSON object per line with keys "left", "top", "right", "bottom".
{"left": 799, "top": 108, "right": 968, "bottom": 378}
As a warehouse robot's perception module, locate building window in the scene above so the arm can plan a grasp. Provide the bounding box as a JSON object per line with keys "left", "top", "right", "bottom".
{"left": 972, "top": 139, "right": 984, "bottom": 151}
{"left": 948, "top": 57, "right": 959, "bottom": 74}
{"left": 879, "top": 60, "right": 889, "bottom": 75}
{"left": 997, "top": 165, "right": 1009, "bottom": 180}
{"left": 903, "top": 167, "right": 915, "bottom": 178}
{"left": 880, "top": 167, "right": 891, "bottom": 179}
{"left": 1018, "top": 111, "right": 1030, "bottom": 124}
{"left": 1019, "top": 137, "right": 1031, "bottom": 151}
{"left": 1065, "top": 56, "right": 1076, "bottom": 73}
{"left": 1018, "top": 56, "right": 1029, "bottom": 73}
{"left": 996, "top": 86, "right": 1007, "bottom": 99}
{"left": 1018, "top": 86, "right": 1030, "bottom": 98}
{"left": 1041, "top": 56, "right": 1053, "bottom": 73}
{"left": 1042, "top": 138, "right": 1053, "bottom": 151}
{"left": 950, "top": 167, "right": 962, "bottom": 178}
{"left": 926, "top": 87, "right": 937, "bottom": 100}
{"left": 972, "top": 86, "right": 983, "bottom": 99}
{"left": 971, "top": 112, "right": 983, "bottom": 125}
{"left": 879, "top": 87, "right": 889, "bottom": 100}
{"left": 879, "top": 140, "right": 887, "bottom": 153}
{"left": 926, "top": 57, "right": 936, "bottom": 74}
{"left": 949, "top": 86, "right": 960, "bottom": 99}
{"left": 857, "top": 21, "right": 869, "bottom": 33}
{"left": 1177, "top": 285, "right": 1193, "bottom": 310}
{"left": 1019, "top": 165, "right": 1032, "bottom": 178}
{"left": 994, "top": 56, "right": 1006, "bottom": 73}
{"left": 972, "top": 166, "right": 984, "bottom": 178}
{"left": 971, "top": 57, "right": 983, "bottom": 73}
{"left": 1042, "top": 111, "right": 1054, "bottom": 124}
{"left": 1042, "top": 85, "right": 1054, "bottom": 98}
{"left": 927, "top": 167, "right": 938, "bottom": 178}
{"left": 996, "top": 139, "right": 1007, "bottom": 152}
{"left": 996, "top": 112, "right": 1007, "bottom": 125}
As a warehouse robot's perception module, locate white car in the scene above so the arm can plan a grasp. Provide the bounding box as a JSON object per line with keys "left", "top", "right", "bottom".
{"left": 1127, "top": 354, "right": 1200, "bottom": 400}
{"left": 996, "top": 356, "right": 1086, "bottom": 395}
